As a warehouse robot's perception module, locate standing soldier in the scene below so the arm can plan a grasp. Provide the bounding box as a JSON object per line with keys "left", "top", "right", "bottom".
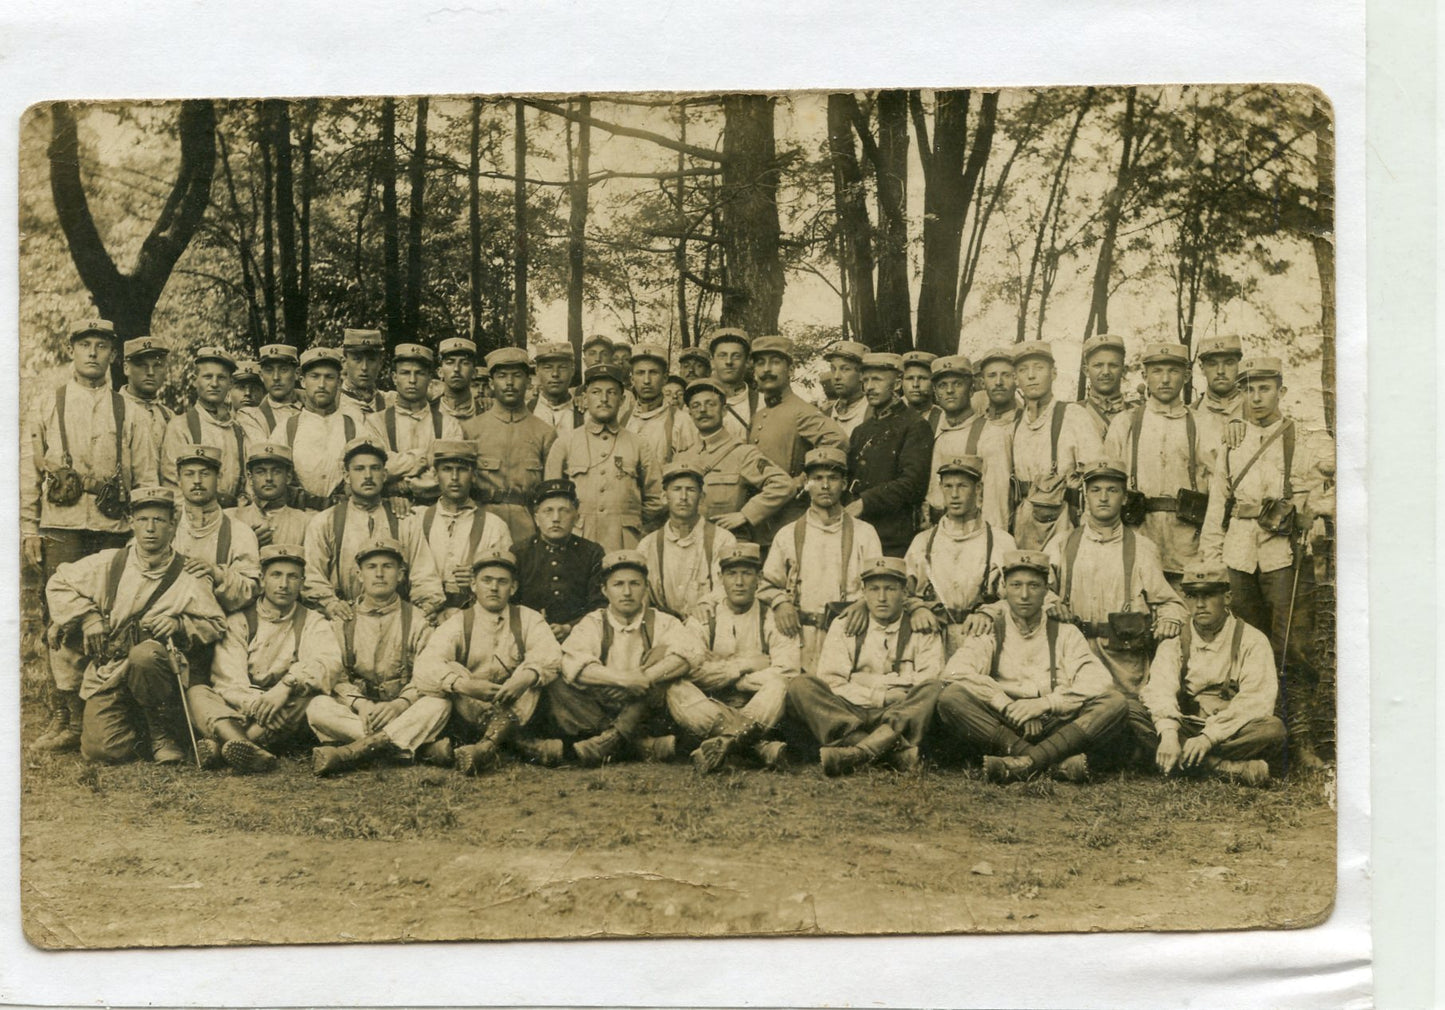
{"left": 821, "top": 340, "right": 872, "bottom": 439}
{"left": 1009, "top": 341, "right": 1103, "bottom": 539}
{"left": 228, "top": 443, "right": 315, "bottom": 549}
{"left": 1193, "top": 334, "right": 1248, "bottom": 473}
{"left": 513, "top": 479, "right": 607, "bottom": 643}
{"left": 230, "top": 359, "right": 266, "bottom": 411}
{"left": 172, "top": 444, "right": 262, "bottom": 613}
{"left": 1200, "top": 356, "right": 1334, "bottom": 770}
{"left": 845, "top": 352, "right": 934, "bottom": 557}
{"left": 677, "top": 346, "right": 711, "bottom": 382}
{"left": 338, "top": 327, "right": 388, "bottom": 416}
{"left": 366, "top": 343, "right": 464, "bottom": 505}
{"left": 662, "top": 374, "right": 687, "bottom": 409}
{"left": 922, "top": 355, "right": 977, "bottom": 522}
{"left": 531, "top": 341, "right": 586, "bottom": 434}
{"left": 958, "top": 347, "right": 1019, "bottom": 532}
{"left": 708, "top": 328, "right": 758, "bottom": 440}
{"left": 45, "top": 487, "right": 228, "bottom": 764}
{"left": 410, "top": 440, "right": 512, "bottom": 621}
{"left": 900, "top": 350, "right": 942, "bottom": 428}
{"left": 1079, "top": 334, "right": 1133, "bottom": 442}
{"left": 582, "top": 334, "right": 613, "bottom": 370}
{"left": 272, "top": 347, "right": 361, "bottom": 509}
{"left": 462, "top": 346, "right": 559, "bottom": 544}
{"left": 626, "top": 342, "right": 697, "bottom": 465}
{"left": 24, "top": 319, "right": 159, "bottom": 752}
{"left": 637, "top": 461, "right": 737, "bottom": 617}
{"left": 435, "top": 337, "right": 486, "bottom": 423}
{"left": 119, "top": 335, "right": 173, "bottom": 473}
{"left": 160, "top": 345, "right": 248, "bottom": 507}
{"left": 238, "top": 344, "right": 303, "bottom": 447}
{"left": 545, "top": 363, "right": 666, "bottom": 551}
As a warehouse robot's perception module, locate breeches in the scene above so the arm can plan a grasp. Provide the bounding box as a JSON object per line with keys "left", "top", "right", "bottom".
{"left": 452, "top": 687, "right": 541, "bottom": 733}
{"left": 305, "top": 695, "right": 452, "bottom": 753}
{"left": 1228, "top": 565, "right": 1319, "bottom": 692}
{"left": 784, "top": 676, "right": 941, "bottom": 748}
{"left": 665, "top": 671, "right": 789, "bottom": 740}
{"left": 543, "top": 678, "right": 669, "bottom": 740}
{"left": 40, "top": 528, "right": 130, "bottom": 691}
{"left": 934, "top": 684, "right": 1128, "bottom": 762}
{"left": 1134, "top": 713, "right": 1287, "bottom": 763}
{"left": 185, "top": 684, "right": 311, "bottom": 742}
{"left": 79, "top": 641, "right": 181, "bottom": 764}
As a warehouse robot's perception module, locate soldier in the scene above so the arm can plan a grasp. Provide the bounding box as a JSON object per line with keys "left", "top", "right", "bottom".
{"left": 582, "top": 333, "right": 613, "bottom": 370}
{"left": 45, "top": 487, "right": 228, "bottom": 764}
{"left": 821, "top": 340, "right": 872, "bottom": 439}
{"left": 636, "top": 461, "right": 736, "bottom": 617}
{"left": 230, "top": 359, "right": 266, "bottom": 411}
{"left": 228, "top": 443, "right": 314, "bottom": 549}
{"left": 845, "top": 352, "right": 934, "bottom": 557}
{"left": 1200, "top": 356, "right": 1334, "bottom": 770}
{"left": 1079, "top": 334, "right": 1133, "bottom": 442}
{"left": 1105, "top": 342, "right": 1211, "bottom": 581}
{"left": 410, "top": 549, "right": 566, "bottom": 774}
{"left": 545, "top": 363, "right": 665, "bottom": 551}
{"left": 339, "top": 327, "right": 388, "bottom": 416}
{"left": 301, "top": 437, "right": 445, "bottom": 622}
{"left": 677, "top": 346, "right": 711, "bottom": 382}
{"left": 365, "top": 343, "right": 464, "bottom": 505}
{"left": 662, "top": 373, "right": 687, "bottom": 409}
{"left": 923, "top": 355, "right": 978, "bottom": 521}
{"left": 957, "top": 346, "right": 1019, "bottom": 532}
{"left": 237, "top": 344, "right": 304, "bottom": 447}
{"left": 785, "top": 556, "right": 944, "bottom": 776}
{"left": 24, "top": 320, "right": 159, "bottom": 752}
{"left": 1138, "top": 563, "right": 1287, "bottom": 785}
{"left": 306, "top": 537, "right": 450, "bottom": 774}
{"left": 435, "top": 337, "right": 486, "bottom": 422}
{"left": 626, "top": 342, "right": 698, "bottom": 465}
{"left": 708, "top": 328, "right": 758, "bottom": 440}
{"left": 513, "top": 479, "right": 607, "bottom": 642}
{"left": 160, "top": 345, "right": 248, "bottom": 506}
{"left": 675, "top": 543, "right": 798, "bottom": 773}
{"left": 1010, "top": 341, "right": 1103, "bottom": 538}
{"left": 462, "top": 346, "right": 559, "bottom": 543}
{"left": 410, "top": 439, "right": 512, "bottom": 621}
{"left": 531, "top": 341, "right": 586, "bottom": 434}
{"left": 186, "top": 544, "right": 340, "bottom": 772}
{"left": 760, "top": 447, "right": 884, "bottom": 673}
{"left": 1193, "top": 334, "right": 1248, "bottom": 473}
{"left": 171, "top": 444, "right": 262, "bottom": 613}
{"left": 900, "top": 349, "right": 942, "bottom": 427}
{"left": 935, "top": 550, "right": 1127, "bottom": 784}
{"left": 119, "top": 335, "right": 173, "bottom": 471}
{"left": 273, "top": 347, "right": 362, "bottom": 509}
{"left": 551, "top": 550, "right": 705, "bottom": 766}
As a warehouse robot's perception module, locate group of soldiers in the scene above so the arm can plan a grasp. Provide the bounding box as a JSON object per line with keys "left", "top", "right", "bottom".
{"left": 22, "top": 317, "right": 1335, "bottom": 785}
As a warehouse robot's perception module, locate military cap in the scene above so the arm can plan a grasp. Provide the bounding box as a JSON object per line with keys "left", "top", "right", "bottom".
{"left": 803, "top": 445, "right": 849, "bottom": 474}
{"left": 937, "top": 455, "right": 985, "bottom": 481}
{"left": 123, "top": 335, "right": 170, "bottom": 359}
{"left": 717, "top": 542, "right": 763, "bottom": 570}
{"left": 246, "top": 442, "right": 295, "bottom": 468}
{"left": 630, "top": 342, "right": 670, "bottom": 367}
{"left": 354, "top": 536, "right": 405, "bottom": 565}
{"left": 392, "top": 343, "right": 436, "bottom": 368}
{"left": 582, "top": 363, "right": 627, "bottom": 388}
{"left": 661, "top": 460, "right": 704, "bottom": 487}
{"left": 128, "top": 485, "right": 176, "bottom": 511}
{"left": 901, "top": 350, "right": 937, "bottom": 372}
{"left": 600, "top": 549, "right": 649, "bottom": 578}
{"left": 1141, "top": 342, "right": 1190, "bottom": 367}
{"left": 859, "top": 556, "right": 909, "bottom": 584}
{"left": 1196, "top": 334, "right": 1243, "bottom": 360}
{"left": 1011, "top": 340, "right": 1054, "bottom": 365}
{"left": 1082, "top": 334, "right": 1127, "bottom": 362}
{"left": 861, "top": 352, "right": 903, "bottom": 373}
{"left": 342, "top": 435, "right": 388, "bottom": 465}
{"left": 532, "top": 477, "right": 579, "bottom": 507}
{"left": 1239, "top": 356, "right": 1284, "bottom": 381}
{"left": 582, "top": 334, "right": 613, "bottom": 351}
{"left": 174, "top": 443, "right": 224, "bottom": 471}
{"left": 258, "top": 343, "right": 299, "bottom": 364}
{"left": 259, "top": 543, "right": 306, "bottom": 570}
{"left": 194, "top": 345, "right": 238, "bottom": 372}
{"left": 931, "top": 354, "right": 974, "bottom": 379}
{"left": 470, "top": 548, "right": 519, "bottom": 576}
{"left": 1080, "top": 459, "right": 1130, "bottom": 484}
{"left": 1000, "top": 549, "right": 1051, "bottom": 577}
{"left": 232, "top": 359, "right": 263, "bottom": 384}
{"left": 1180, "top": 564, "right": 1232, "bottom": 594}
{"left": 438, "top": 337, "right": 478, "bottom": 360}
{"left": 298, "top": 346, "right": 343, "bottom": 373}
{"left": 974, "top": 345, "right": 1016, "bottom": 371}
{"left": 485, "top": 346, "right": 533, "bottom": 373}
{"left": 342, "top": 328, "right": 385, "bottom": 351}
{"left": 678, "top": 346, "right": 711, "bottom": 366}
{"left": 707, "top": 327, "right": 751, "bottom": 354}
{"left": 824, "top": 340, "right": 870, "bottom": 364}
{"left": 749, "top": 335, "right": 795, "bottom": 362}
{"left": 532, "top": 341, "right": 574, "bottom": 363}
{"left": 70, "top": 319, "right": 116, "bottom": 343}
{"left": 430, "top": 439, "right": 477, "bottom": 466}
{"left": 683, "top": 377, "right": 729, "bottom": 404}
{"left": 664, "top": 374, "right": 688, "bottom": 390}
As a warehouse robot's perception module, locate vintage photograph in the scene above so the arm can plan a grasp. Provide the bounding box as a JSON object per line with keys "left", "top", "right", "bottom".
{"left": 18, "top": 86, "right": 1338, "bottom": 947}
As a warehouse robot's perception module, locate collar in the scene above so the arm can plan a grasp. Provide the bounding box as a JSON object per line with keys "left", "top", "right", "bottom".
{"left": 1200, "top": 389, "right": 1244, "bottom": 415}
{"left": 937, "top": 410, "right": 976, "bottom": 432}
{"left": 305, "top": 403, "right": 340, "bottom": 419}
{"left": 539, "top": 393, "right": 574, "bottom": 411}
{"left": 1022, "top": 395, "right": 1056, "bottom": 424}
{"left": 183, "top": 501, "right": 224, "bottom": 531}
{"left": 605, "top": 608, "right": 647, "bottom": 633}
{"left": 347, "top": 495, "right": 386, "bottom": 513}
{"left": 256, "top": 598, "right": 298, "bottom": 622}
{"left": 833, "top": 394, "right": 865, "bottom": 415}
{"left": 805, "top": 508, "right": 846, "bottom": 533}
{"left": 872, "top": 398, "right": 902, "bottom": 419}
{"left": 132, "top": 545, "right": 175, "bottom": 574}
{"left": 1250, "top": 414, "right": 1286, "bottom": 433}
{"left": 195, "top": 401, "right": 233, "bottom": 424}
{"left": 1146, "top": 395, "right": 1188, "bottom": 419}
{"left": 356, "top": 594, "right": 402, "bottom": 616}
{"left": 1084, "top": 518, "right": 1124, "bottom": 543}
{"left": 538, "top": 534, "right": 575, "bottom": 551}
{"left": 871, "top": 615, "right": 904, "bottom": 636}
{"left": 122, "top": 386, "right": 158, "bottom": 404}
{"left": 1192, "top": 614, "right": 1235, "bottom": 650}
{"left": 725, "top": 384, "right": 751, "bottom": 401}
{"left": 698, "top": 429, "right": 736, "bottom": 451}
{"left": 761, "top": 387, "right": 793, "bottom": 408}
{"left": 724, "top": 599, "right": 761, "bottom": 619}
{"left": 585, "top": 420, "right": 619, "bottom": 436}
{"left": 392, "top": 399, "right": 433, "bottom": 419}
{"left": 937, "top": 515, "right": 985, "bottom": 541}
{"left": 253, "top": 497, "right": 290, "bottom": 515}
{"left": 1087, "top": 391, "right": 1127, "bottom": 415}
{"left": 987, "top": 402, "right": 1017, "bottom": 421}
{"left": 632, "top": 399, "right": 668, "bottom": 420}
{"left": 437, "top": 499, "right": 476, "bottom": 518}
{"left": 664, "top": 518, "right": 702, "bottom": 544}
{"left": 70, "top": 373, "right": 109, "bottom": 392}
{"left": 489, "top": 403, "right": 532, "bottom": 423}
{"left": 1006, "top": 607, "right": 1045, "bottom": 640}
{"left": 266, "top": 393, "right": 301, "bottom": 407}
{"left": 341, "top": 384, "right": 378, "bottom": 403}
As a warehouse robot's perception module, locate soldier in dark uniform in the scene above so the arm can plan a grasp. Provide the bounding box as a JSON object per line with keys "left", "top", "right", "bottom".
{"left": 513, "top": 479, "right": 607, "bottom": 643}
{"left": 844, "top": 353, "right": 934, "bottom": 557}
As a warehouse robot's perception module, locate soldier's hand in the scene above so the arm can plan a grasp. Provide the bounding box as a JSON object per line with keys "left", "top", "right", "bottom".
{"left": 82, "top": 617, "right": 109, "bottom": 658}
{"left": 141, "top": 613, "right": 179, "bottom": 641}
{"left": 459, "top": 678, "right": 502, "bottom": 702}
{"left": 714, "top": 512, "right": 748, "bottom": 532}
{"left": 22, "top": 535, "right": 43, "bottom": 573}
{"left": 908, "top": 606, "right": 938, "bottom": 634}
{"left": 45, "top": 622, "right": 65, "bottom": 651}
{"left": 549, "top": 622, "right": 573, "bottom": 641}
{"left": 1224, "top": 417, "right": 1246, "bottom": 449}
{"left": 449, "top": 565, "right": 473, "bottom": 589}
{"left": 1154, "top": 618, "right": 1182, "bottom": 640}
{"left": 182, "top": 556, "right": 218, "bottom": 582}
{"left": 1021, "top": 718, "right": 1045, "bottom": 741}
{"left": 1047, "top": 601, "right": 1075, "bottom": 623}
{"left": 255, "top": 682, "right": 291, "bottom": 728}
{"left": 884, "top": 687, "right": 909, "bottom": 706}
{"left": 1179, "top": 734, "right": 1213, "bottom": 769}
{"left": 617, "top": 669, "right": 653, "bottom": 697}
{"left": 325, "top": 600, "right": 354, "bottom": 622}
{"left": 1004, "top": 697, "right": 1050, "bottom": 728}
{"left": 389, "top": 496, "right": 414, "bottom": 518}
{"left": 693, "top": 664, "right": 739, "bottom": 693}
{"left": 772, "top": 601, "right": 801, "bottom": 638}
{"left": 254, "top": 522, "right": 275, "bottom": 548}
{"left": 1155, "top": 730, "right": 1182, "bottom": 776}
{"left": 960, "top": 611, "right": 994, "bottom": 638}
{"left": 1306, "top": 515, "right": 1330, "bottom": 557}
{"left": 494, "top": 669, "right": 537, "bottom": 705}
{"left": 365, "top": 699, "right": 406, "bottom": 732}
{"left": 841, "top": 600, "right": 868, "bottom": 637}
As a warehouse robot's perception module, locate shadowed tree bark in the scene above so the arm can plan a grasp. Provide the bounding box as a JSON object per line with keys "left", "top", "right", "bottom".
{"left": 567, "top": 97, "right": 590, "bottom": 356}
{"left": 513, "top": 99, "right": 529, "bottom": 350}
{"left": 379, "top": 98, "right": 402, "bottom": 348}
{"left": 468, "top": 98, "right": 484, "bottom": 344}
{"left": 403, "top": 97, "right": 429, "bottom": 341}
{"left": 267, "top": 100, "right": 305, "bottom": 345}
{"left": 719, "top": 94, "right": 783, "bottom": 336}
{"left": 828, "top": 93, "right": 879, "bottom": 345}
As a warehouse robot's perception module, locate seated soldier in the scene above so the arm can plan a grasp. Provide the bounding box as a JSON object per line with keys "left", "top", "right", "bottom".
{"left": 1136, "top": 564, "right": 1286, "bottom": 786}
{"left": 411, "top": 550, "right": 565, "bottom": 775}
{"left": 935, "top": 550, "right": 1127, "bottom": 783}
{"left": 45, "top": 487, "right": 228, "bottom": 764}
{"left": 171, "top": 443, "right": 261, "bottom": 613}
{"left": 228, "top": 442, "right": 315, "bottom": 548}
{"left": 551, "top": 550, "right": 705, "bottom": 766}
{"left": 512, "top": 479, "right": 606, "bottom": 642}
{"left": 409, "top": 439, "right": 511, "bottom": 622}
{"left": 186, "top": 544, "right": 340, "bottom": 772}
{"left": 675, "top": 543, "right": 799, "bottom": 773}
{"left": 785, "top": 557, "right": 945, "bottom": 776}
{"left": 305, "top": 538, "right": 450, "bottom": 775}
{"left": 636, "top": 461, "right": 735, "bottom": 617}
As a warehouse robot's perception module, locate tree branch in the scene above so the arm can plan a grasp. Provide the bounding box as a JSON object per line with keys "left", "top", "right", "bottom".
{"left": 524, "top": 97, "right": 728, "bottom": 162}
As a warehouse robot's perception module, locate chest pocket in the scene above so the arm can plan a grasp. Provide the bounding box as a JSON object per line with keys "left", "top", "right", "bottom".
{"left": 701, "top": 472, "right": 744, "bottom": 512}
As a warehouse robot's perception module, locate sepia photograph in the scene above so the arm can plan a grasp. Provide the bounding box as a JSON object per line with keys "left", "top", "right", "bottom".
{"left": 18, "top": 85, "right": 1339, "bottom": 949}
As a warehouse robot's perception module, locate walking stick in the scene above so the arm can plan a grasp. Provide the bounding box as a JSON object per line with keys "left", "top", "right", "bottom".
{"left": 165, "top": 635, "right": 204, "bottom": 769}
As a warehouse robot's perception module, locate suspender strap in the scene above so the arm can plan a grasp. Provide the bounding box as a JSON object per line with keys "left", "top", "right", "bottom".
{"left": 600, "top": 609, "right": 657, "bottom": 665}
{"left": 216, "top": 516, "right": 232, "bottom": 565}
{"left": 345, "top": 414, "right": 357, "bottom": 442}
{"left": 789, "top": 515, "right": 852, "bottom": 604}
{"left": 244, "top": 606, "right": 259, "bottom": 642}
{"left": 1122, "top": 526, "right": 1136, "bottom": 609}
{"left": 231, "top": 423, "right": 245, "bottom": 497}
{"left": 342, "top": 619, "right": 355, "bottom": 671}
{"left": 965, "top": 413, "right": 988, "bottom": 455}
{"left": 978, "top": 525, "right": 994, "bottom": 601}
{"left": 187, "top": 408, "right": 202, "bottom": 444}
{"left": 330, "top": 500, "right": 349, "bottom": 591}
{"left": 110, "top": 392, "right": 126, "bottom": 476}
{"left": 53, "top": 386, "right": 72, "bottom": 465}
{"left": 286, "top": 414, "right": 300, "bottom": 446}
{"left": 1049, "top": 401, "right": 1066, "bottom": 474}
{"left": 1185, "top": 411, "right": 1197, "bottom": 490}
{"left": 1062, "top": 525, "right": 1135, "bottom": 609}
{"left": 104, "top": 547, "right": 131, "bottom": 613}
{"left": 384, "top": 407, "right": 398, "bottom": 451}
{"left": 1046, "top": 617, "right": 1059, "bottom": 691}
{"left": 1128, "top": 406, "right": 1145, "bottom": 490}
{"left": 261, "top": 400, "right": 276, "bottom": 431}
{"left": 1226, "top": 617, "right": 1246, "bottom": 696}
{"left": 432, "top": 404, "right": 445, "bottom": 439}
{"left": 400, "top": 604, "right": 414, "bottom": 668}
{"left": 105, "top": 550, "right": 186, "bottom": 627}
{"left": 664, "top": 405, "right": 675, "bottom": 461}
{"left": 422, "top": 505, "right": 437, "bottom": 542}
{"left": 461, "top": 608, "right": 476, "bottom": 666}
{"left": 1281, "top": 421, "right": 1296, "bottom": 499}
{"left": 989, "top": 616, "right": 1005, "bottom": 681}
{"left": 849, "top": 613, "right": 913, "bottom": 673}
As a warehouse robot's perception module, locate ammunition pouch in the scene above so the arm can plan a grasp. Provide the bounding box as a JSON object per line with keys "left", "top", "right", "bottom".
{"left": 44, "top": 466, "right": 85, "bottom": 508}
{"left": 94, "top": 471, "right": 130, "bottom": 520}
{"left": 1175, "top": 488, "right": 1210, "bottom": 527}
{"left": 818, "top": 600, "right": 852, "bottom": 632}
{"left": 97, "top": 622, "right": 147, "bottom": 665}
{"left": 1257, "top": 497, "right": 1298, "bottom": 537}
{"left": 1120, "top": 489, "right": 1149, "bottom": 527}
{"left": 1106, "top": 611, "right": 1152, "bottom": 653}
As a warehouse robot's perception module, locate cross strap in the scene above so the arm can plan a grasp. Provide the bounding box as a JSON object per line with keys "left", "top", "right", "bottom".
{"left": 1227, "top": 420, "right": 1294, "bottom": 496}
{"left": 850, "top": 611, "right": 913, "bottom": 673}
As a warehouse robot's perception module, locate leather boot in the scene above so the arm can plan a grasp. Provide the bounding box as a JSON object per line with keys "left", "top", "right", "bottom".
{"left": 194, "top": 738, "right": 225, "bottom": 770}
{"left": 512, "top": 735, "right": 564, "bottom": 767}
{"left": 31, "top": 689, "right": 83, "bottom": 752}
{"left": 820, "top": 725, "right": 900, "bottom": 777}
{"left": 983, "top": 754, "right": 1037, "bottom": 784}
{"left": 573, "top": 728, "right": 623, "bottom": 767}
{"left": 1204, "top": 756, "right": 1272, "bottom": 787}
{"left": 691, "top": 736, "right": 732, "bottom": 774}
{"left": 879, "top": 745, "right": 921, "bottom": 773}
{"left": 634, "top": 735, "right": 676, "bottom": 762}
{"left": 312, "top": 732, "right": 394, "bottom": 776}
{"left": 1286, "top": 702, "right": 1325, "bottom": 773}
{"left": 416, "top": 739, "right": 454, "bottom": 768}
{"left": 144, "top": 708, "right": 186, "bottom": 765}
{"left": 752, "top": 740, "right": 788, "bottom": 771}
{"left": 1051, "top": 753, "right": 1090, "bottom": 783}
{"left": 221, "top": 739, "right": 277, "bottom": 774}
{"left": 456, "top": 709, "right": 516, "bottom": 776}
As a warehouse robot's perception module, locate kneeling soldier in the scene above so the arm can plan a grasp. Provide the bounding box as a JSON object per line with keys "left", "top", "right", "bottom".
{"left": 675, "top": 543, "right": 801, "bottom": 773}
{"left": 187, "top": 544, "right": 340, "bottom": 772}
{"left": 551, "top": 550, "right": 705, "bottom": 766}
{"left": 1137, "top": 564, "right": 1286, "bottom": 786}
{"left": 785, "top": 557, "right": 945, "bottom": 776}
{"left": 306, "top": 537, "right": 449, "bottom": 775}
{"left": 45, "top": 487, "right": 227, "bottom": 764}
{"left": 411, "top": 550, "right": 565, "bottom": 775}
{"left": 935, "top": 550, "right": 1127, "bottom": 783}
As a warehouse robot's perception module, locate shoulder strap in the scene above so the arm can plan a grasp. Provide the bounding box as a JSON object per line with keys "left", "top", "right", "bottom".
{"left": 232, "top": 423, "right": 246, "bottom": 495}
{"left": 400, "top": 603, "right": 414, "bottom": 666}
{"left": 384, "top": 407, "right": 398, "bottom": 451}
{"left": 893, "top": 617, "right": 913, "bottom": 673}
{"left": 1185, "top": 410, "right": 1198, "bottom": 490}
{"left": 216, "top": 515, "right": 232, "bottom": 565}
{"left": 791, "top": 517, "right": 807, "bottom": 603}
{"left": 1062, "top": 526, "right": 1085, "bottom": 602}
{"left": 664, "top": 404, "right": 675, "bottom": 460}
{"left": 977, "top": 524, "right": 995, "bottom": 601}
{"left": 1122, "top": 526, "right": 1136, "bottom": 609}
{"left": 1225, "top": 617, "right": 1247, "bottom": 696}
{"left": 989, "top": 615, "right": 1005, "bottom": 681}
{"left": 290, "top": 602, "right": 308, "bottom": 654}
{"left": 422, "top": 504, "right": 438, "bottom": 542}
{"left": 261, "top": 400, "right": 276, "bottom": 430}
{"left": 110, "top": 391, "right": 126, "bottom": 474}
{"left": 329, "top": 501, "right": 349, "bottom": 591}
{"left": 342, "top": 619, "right": 355, "bottom": 670}
{"left": 1178, "top": 619, "right": 1192, "bottom": 680}
{"left": 1049, "top": 401, "right": 1067, "bottom": 474}
{"left": 467, "top": 509, "right": 489, "bottom": 555}
{"left": 386, "top": 503, "right": 399, "bottom": 540}
{"left": 600, "top": 613, "right": 613, "bottom": 664}
{"left": 965, "top": 413, "right": 988, "bottom": 455}
{"left": 1128, "top": 405, "right": 1146, "bottom": 489}
{"left": 1281, "top": 420, "right": 1296, "bottom": 499}
{"left": 1046, "top": 617, "right": 1059, "bottom": 690}
{"left": 642, "top": 609, "right": 656, "bottom": 654}
{"left": 1228, "top": 421, "right": 1291, "bottom": 494}
{"left": 344, "top": 414, "right": 357, "bottom": 441}
{"left": 432, "top": 403, "right": 445, "bottom": 439}
{"left": 52, "top": 386, "right": 72, "bottom": 464}
{"left": 707, "top": 611, "right": 717, "bottom": 650}
{"left": 702, "top": 521, "right": 716, "bottom": 581}
{"left": 186, "top": 407, "right": 202, "bottom": 444}
{"left": 924, "top": 524, "right": 940, "bottom": 594}
{"left": 104, "top": 547, "right": 130, "bottom": 613}
{"left": 508, "top": 604, "right": 525, "bottom": 660}
{"left": 244, "top": 605, "right": 259, "bottom": 643}
{"left": 461, "top": 607, "right": 476, "bottom": 666}
{"left": 851, "top": 612, "right": 869, "bottom": 670}
{"left": 839, "top": 514, "right": 854, "bottom": 600}
{"left": 285, "top": 413, "right": 301, "bottom": 446}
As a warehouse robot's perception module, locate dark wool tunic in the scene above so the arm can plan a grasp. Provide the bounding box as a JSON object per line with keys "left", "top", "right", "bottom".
{"left": 513, "top": 533, "right": 606, "bottom": 625}
{"left": 847, "top": 399, "right": 934, "bottom": 557}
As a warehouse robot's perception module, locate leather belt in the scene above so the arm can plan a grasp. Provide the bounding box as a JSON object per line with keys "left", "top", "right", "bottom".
{"left": 1079, "top": 621, "right": 1113, "bottom": 639}
{"left": 1144, "top": 497, "right": 1177, "bottom": 512}
{"left": 488, "top": 489, "right": 532, "bottom": 506}
{"left": 797, "top": 612, "right": 825, "bottom": 628}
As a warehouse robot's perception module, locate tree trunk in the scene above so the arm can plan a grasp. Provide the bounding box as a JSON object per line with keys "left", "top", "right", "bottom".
{"left": 468, "top": 98, "right": 484, "bottom": 344}
{"left": 675, "top": 106, "right": 690, "bottom": 348}
{"left": 380, "top": 98, "right": 402, "bottom": 348}
{"left": 299, "top": 100, "right": 315, "bottom": 344}
{"left": 871, "top": 91, "right": 911, "bottom": 351}
{"left": 1079, "top": 87, "right": 1137, "bottom": 398}
{"left": 567, "top": 97, "right": 590, "bottom": 356}
{"left": 269, "top": 100, "right": 304, "bottom": 345}
{"left": 512, "top": 100, "right": 528, "bottom": 350}
{"left": 1017, "top": 89, "right": 1092, "bottom": 342}
{"left": 259, "top": 105, "right": 277, "bottom": 344}
{"left": 216, "top": 127, "right": 264, "bottom": 350}
{"left": 828, "top": 93, "right": 878, "bottom": 345}
{"left": 1310, "top": 100, "right": 1336, "bottom": 434}
{"left": 719, "top": 94, "right": 784, "bottom": 336}
{"left": 403, "top": 97, "right": 428, "bottom": 340}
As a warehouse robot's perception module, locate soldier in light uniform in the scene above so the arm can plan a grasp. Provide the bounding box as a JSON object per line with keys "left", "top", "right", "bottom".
{"left": 845, "top": 352, "right": 934, "bottom": 557}
{"left": 171, "top": 444, "right": 262, "bottom": 613}
{"left": 513, "top": 479, "right": 607, "bottom": 642}
{"left": 637, "top": 461, "right": 736, "bottom": 617}
{"left": 821, "top": 340, "right": 872, "bottom": 439}
{"left": 187, "top": 544, "right": 340, "bottom": 772}
{"left": 228, "top": 442, "right": 315, "bottom": 549}
{"left": 434, "top": 336, "right": 487, "bottom": 422}
{"left": 237, "top": 344, "right": 304, "bottom": 447}
{"left": 674, "top": 543, "right": 798, "bottom": 772}
{"left": 230, "top": 359, "right": 265, "bottom": 411}
{"left": 410, "top": 549, "right": 566, "bottom": 774}
{"left": 955, "top": 346, "right": 1018, "bottom": 533}
{"left": 306, "top": 537, "right": 450, "bottom": 774}
{"left": 708, "top": 328, "right": 759, "bottom": 440}
{"left": 462, "top": 346, "right": 559, "bottom": 544}
{"left": 24, "top": 320, "right": 160, "bottom": 752}
{"left": 1009, "top": 340, "right": 1103, "bottom": 539}
{"left": 45, "top": 487, "right": 228, "bottom": 764}
{"left": 677, "top": 346, "right": 711, "bottom": 382}
{"left": 531, "top": 341, "right": 586, "bottom": 434}
{"left": 900, "top": 349, "right": 942, "bottom": 428}
{"left": 662, "top": 373, "right": 687, "bottom": 409}
{"left": 338, "top": 327, "right": 388, "bottom": 416}
{"left": 626, "top": 341, "right": 697, "bottom": 465}
{"left": 302, "top": 437, "right": 445, "bottom": 622}
{"left": 160, "top": 345, "right": 248, "bottom": 507}
{"left": 408, "top": 439, "right": 512, "bottom": 621}
{"left": 1192, "top": 334, "right": 1248, "bottom": 474}
{"left": 272, "top": 347, "right": 363, "bottom": 509}
{"left": 1079, "top": 334, "right": 1133, "bottom": 442}
{"left": 120, "top": 335, "right": 173, "bottom": 473}
{"left": 923, "top": 355, "right": 978, "bottom": 521}
{"left": 365, "top": 343, "right": 464, "bottom": 504}
{"left": 582, "top": 334, "right": 612, "bottom": 370}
